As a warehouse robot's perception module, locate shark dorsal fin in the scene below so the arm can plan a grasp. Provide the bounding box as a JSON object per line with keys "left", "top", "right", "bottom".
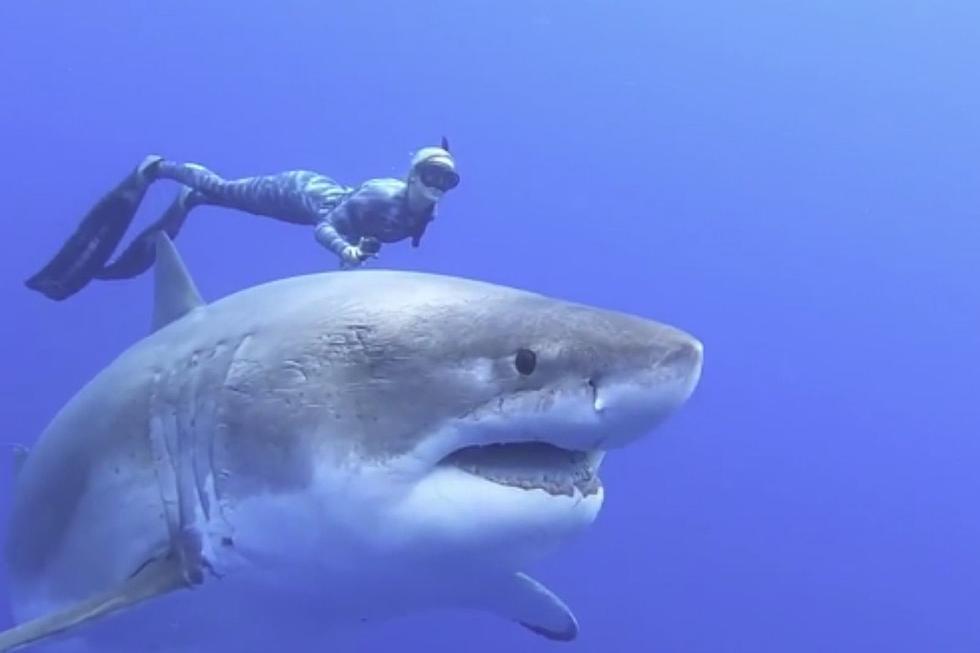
{"left": 11, "top": 444, "right": 28, "bottom": 479}
{"left": 152, "top": 233, "right": 204, "bottom": 332}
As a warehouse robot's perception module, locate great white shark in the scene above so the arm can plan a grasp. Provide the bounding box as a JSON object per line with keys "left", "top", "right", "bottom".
{"left": 0, "top": 234, "right": 703, "bottom": 651}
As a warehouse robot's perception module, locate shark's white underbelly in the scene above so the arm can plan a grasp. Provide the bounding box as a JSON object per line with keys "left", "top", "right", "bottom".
{"left": 23, "top": 457, "right": 603, "bottom": 652}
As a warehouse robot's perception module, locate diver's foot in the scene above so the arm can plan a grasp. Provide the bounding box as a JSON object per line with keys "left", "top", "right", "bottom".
{"left": 176, "top": 185, "right": 200, "bottom": 212}
{"left": 137, "top": 154, "right": 165, "bottom": 181}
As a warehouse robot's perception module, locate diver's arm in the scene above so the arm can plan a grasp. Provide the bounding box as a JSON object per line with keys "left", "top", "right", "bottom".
{"left": 313, "top": 204, "right": 365, "bottom": 266}
{"left": 313, "top": 216, "right": 352, "bottom": 256}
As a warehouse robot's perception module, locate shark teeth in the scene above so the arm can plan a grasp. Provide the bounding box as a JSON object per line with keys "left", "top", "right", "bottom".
{"left": 440, "top": 442, "right": 603, "bottom": 497}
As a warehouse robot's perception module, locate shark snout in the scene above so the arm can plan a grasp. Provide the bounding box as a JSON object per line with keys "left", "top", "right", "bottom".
{"left": 660, "top": 336, "right": 703, "bottom": 375}
{"left": 590, "top": 328, "right": 703, "bottom": 449}
{"left": 658, "top": 333, "right": 704, "bottom": 402}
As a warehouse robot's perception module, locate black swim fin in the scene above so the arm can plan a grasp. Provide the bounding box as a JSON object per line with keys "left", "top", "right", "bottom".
{"left": 24, "top": 160, "right": 158, "bottom": 300}
{"left": 95, "top": 188, "right": 193, "bottom": 281}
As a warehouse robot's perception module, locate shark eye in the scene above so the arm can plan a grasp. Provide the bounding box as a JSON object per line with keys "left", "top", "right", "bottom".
{"left": 514, "top": 348, "right": 537, "bottom": 375}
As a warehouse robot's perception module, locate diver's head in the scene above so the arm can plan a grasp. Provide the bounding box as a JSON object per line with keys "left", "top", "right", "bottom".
{"left": 407, "top": 137, "right": 459, "bottom": 204}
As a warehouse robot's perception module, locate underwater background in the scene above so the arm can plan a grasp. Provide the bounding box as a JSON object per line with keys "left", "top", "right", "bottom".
{"left": 1, "top": 1, "right": 978, "bottom": 651}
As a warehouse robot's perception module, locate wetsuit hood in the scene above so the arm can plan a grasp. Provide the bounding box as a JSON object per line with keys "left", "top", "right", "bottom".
{"left": 408, "top": 139, "right": 459, "bottom": 201}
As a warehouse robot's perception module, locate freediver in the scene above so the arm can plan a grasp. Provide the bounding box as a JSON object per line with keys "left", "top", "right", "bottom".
{"left": 24, "top": 139, "right": 460, "bottom": 300}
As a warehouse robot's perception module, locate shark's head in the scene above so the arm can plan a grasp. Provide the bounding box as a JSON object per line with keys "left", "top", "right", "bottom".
{"left": 221, "top": 272, "right": 703, "bottom": 573}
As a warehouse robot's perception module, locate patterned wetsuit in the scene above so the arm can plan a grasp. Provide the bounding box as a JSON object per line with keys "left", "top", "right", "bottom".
{"left": 155, "top": 161, "right": 435, "bottom": 253}
{"left": 24, "top": 156, "right": 442, "bottom": 301}
{"left": 91, "top": 161, "right": 436, "bottom": 281}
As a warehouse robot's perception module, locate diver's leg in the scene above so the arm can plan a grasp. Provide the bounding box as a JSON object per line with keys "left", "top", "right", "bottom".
{"left": 94, "top": 187, "right": 201, "bottom": 281}
{"left": 152, "top": 162, "right": 332, "bottom": 224}
{"left": 94, "top": 164, "right": 347, "bottom": 280}
{"left": 24, "top": 155, "right": 163, "bottom": 300}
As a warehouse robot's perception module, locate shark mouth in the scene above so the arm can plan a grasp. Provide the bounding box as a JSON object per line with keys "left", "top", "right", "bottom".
{"left": 440, "top": 442, "right": 603, "bottom": 497}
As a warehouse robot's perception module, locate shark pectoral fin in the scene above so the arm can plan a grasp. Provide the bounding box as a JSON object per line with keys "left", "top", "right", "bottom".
{"left": 151, "top": 232, "right": 205, "bottom": 333}
{"left": 0, "top": 554, "right": 193, "bottom": 653}
{"left": 476, "top": 572, "right": 579, "bottom": 642}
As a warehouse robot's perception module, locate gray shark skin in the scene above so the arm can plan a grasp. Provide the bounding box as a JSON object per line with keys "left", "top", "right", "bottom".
{"left": 1, "top": 234, "right": 703, "bottom": 652}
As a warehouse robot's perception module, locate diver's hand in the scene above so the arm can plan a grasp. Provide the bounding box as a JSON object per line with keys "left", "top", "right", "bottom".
{"left": 340, "top": 245, "right": 365, "bottom": 267}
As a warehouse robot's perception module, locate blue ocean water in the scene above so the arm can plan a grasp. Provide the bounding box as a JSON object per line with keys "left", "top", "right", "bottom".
{"left": 1, "top": 1, "right": 978, "bottom": 651}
